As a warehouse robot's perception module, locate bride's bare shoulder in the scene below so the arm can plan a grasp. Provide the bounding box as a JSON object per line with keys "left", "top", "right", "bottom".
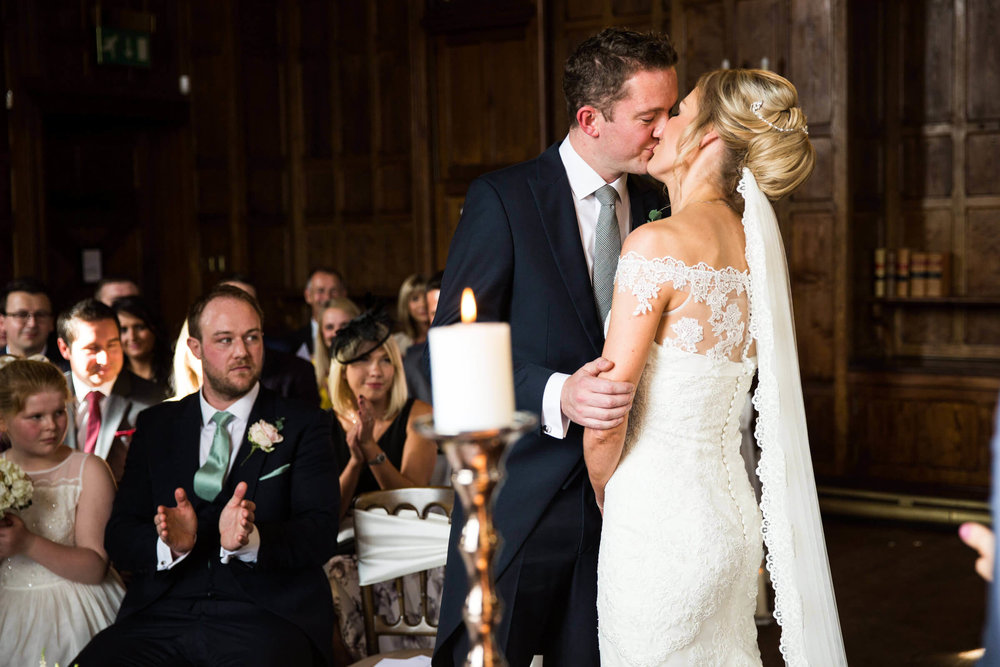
{"left": 622, "top": 219, "right": 686, "bottom": 259}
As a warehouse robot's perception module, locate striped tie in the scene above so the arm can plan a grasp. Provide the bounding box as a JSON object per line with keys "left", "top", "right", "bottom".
{"left": 593, "top": 184, "right": 621, "bottom": 323}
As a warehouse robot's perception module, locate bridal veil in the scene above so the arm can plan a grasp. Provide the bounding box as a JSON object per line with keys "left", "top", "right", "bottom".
{"left": 740, "top": 167, "right": 848, "bottom": 665}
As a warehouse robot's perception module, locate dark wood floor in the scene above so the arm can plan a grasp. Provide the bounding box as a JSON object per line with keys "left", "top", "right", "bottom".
{"left": 757, "top": 517, "right": 987, "bottom": 666}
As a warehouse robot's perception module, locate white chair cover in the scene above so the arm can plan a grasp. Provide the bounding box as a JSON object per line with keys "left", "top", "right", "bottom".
{"left": 354, "top": 508, "right": 451, "bottom": 586}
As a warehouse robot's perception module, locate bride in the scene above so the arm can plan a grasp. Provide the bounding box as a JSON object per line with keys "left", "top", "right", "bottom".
{"left": 583, "top": 69, "right": 847, "bottom": 666}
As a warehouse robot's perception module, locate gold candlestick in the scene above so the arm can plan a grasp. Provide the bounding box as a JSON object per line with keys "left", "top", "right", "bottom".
{"left": 415, "top": 411, "right": 536, "bottom": 667}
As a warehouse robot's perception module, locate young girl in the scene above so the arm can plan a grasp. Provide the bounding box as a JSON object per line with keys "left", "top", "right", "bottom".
{"left": 0, "top": 357, "right": 124, "bottom": 665}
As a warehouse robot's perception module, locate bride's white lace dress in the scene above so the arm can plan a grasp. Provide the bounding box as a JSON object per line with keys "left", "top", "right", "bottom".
{"left": 598, "top": 252, "right": 763, "bottom": 666}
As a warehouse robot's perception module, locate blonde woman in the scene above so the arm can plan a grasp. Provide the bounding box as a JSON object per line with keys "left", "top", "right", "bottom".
{"left": 167, "top": 319, "right": 201, "bottom": 400}
{"left": 312, "top": 297, "right": 361, "bottom": 410}
{"left": 585, "top": 69, "right": 845, "bottom": 664}
{"left": 324, "top": 311, "right": 437, "bottom": 660}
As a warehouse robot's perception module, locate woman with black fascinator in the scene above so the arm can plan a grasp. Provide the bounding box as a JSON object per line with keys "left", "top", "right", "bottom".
{"left": 325, "top": 310, "right": 438, "bottom": 660}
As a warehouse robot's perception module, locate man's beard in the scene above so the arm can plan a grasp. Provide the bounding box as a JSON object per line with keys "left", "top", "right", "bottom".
{"left": 203, "top": 362, "right": 260, "bottom": 400}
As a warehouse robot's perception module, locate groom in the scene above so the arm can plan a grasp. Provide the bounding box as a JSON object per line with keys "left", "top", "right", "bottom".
{"left": 75, "top": 285, "right": 339, "bottom": 666}
{"left": 432, "top": 28, "right": 678, "bottom": 666}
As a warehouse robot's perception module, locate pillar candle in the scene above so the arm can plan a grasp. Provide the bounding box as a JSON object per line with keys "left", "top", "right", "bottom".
{"left": 428, "top": 289, "right": 515, "bottom": 434}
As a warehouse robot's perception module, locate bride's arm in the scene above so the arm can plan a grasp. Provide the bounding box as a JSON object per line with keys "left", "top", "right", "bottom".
{"left": 583, "top": 228, "right": 675, "bottom": 511}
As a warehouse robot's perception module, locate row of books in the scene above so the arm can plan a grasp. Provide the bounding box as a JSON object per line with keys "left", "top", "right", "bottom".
{"left": 873, "top": 248, "right": 949, "bottom": 298}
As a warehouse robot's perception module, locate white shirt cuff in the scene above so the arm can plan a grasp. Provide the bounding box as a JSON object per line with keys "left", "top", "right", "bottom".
{"left": 220, "top": 528, "right": 261, "bottom": 564}
{"left": 156, "top": 538, "right": 192, "bottom": 571}
{"left": 541, "top": 372, "right": 571, "bottom": 439}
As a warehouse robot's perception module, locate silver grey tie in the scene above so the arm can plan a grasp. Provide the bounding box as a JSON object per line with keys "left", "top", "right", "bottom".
{"left": 593, "top": 184, "right": 621, "bottom": 323}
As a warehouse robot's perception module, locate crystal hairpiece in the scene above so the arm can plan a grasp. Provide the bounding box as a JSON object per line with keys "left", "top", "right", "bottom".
{"left": 751, "top": 100, "right": 808, "bottom": 135}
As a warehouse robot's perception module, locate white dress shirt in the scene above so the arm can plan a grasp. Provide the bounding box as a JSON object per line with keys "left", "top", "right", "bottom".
{"left": 71, "top": 373, "right": 116, "bottom": 447}
{"left": 539, "top": 137, "right": 632, "bottom": 439}
{"left": 295, "top": 319, "right": 319, "bottom": 362}
{"left": 156, "top": 382, "right": 262, "bottom": 570}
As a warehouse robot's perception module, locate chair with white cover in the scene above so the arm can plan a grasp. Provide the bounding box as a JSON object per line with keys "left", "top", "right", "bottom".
{"left": 348, "top": 486, "right": 453, "bottom": 667}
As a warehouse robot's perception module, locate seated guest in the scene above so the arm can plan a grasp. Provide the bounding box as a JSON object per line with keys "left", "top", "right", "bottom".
{"left": 0, "top": 357, "right": 124, "bottom": 666}
{"left": 94, "top": 277, "right": 140, "bottom": 306}
{"left": 111, "top": 296, "right": 172, "bottom": 397}
{"left": 73, "top": 285, "right": 340, "bottom": 667}
{"left": 286, "top": 267, "right": 348, "bottom": 362}
{"left": 169, "top": 319, "right": 201, "bottom": 400}
{"left": 325, "top": 311, "right": 437, "bottom": 660}
{"left": 56, "top": 299, "right": 164, "bottom": 481}
{"left": 217, "top": 277, "right": 321, "bottom": 408}
{"left": 402, "top": 272, "right": 443, "bottom": 406}
{"left": 1, "top": 277, "right": 69, "bottom": 371}
{"left": 313, "top": 297, "right": 361, "bottom": 409}
{"left": 392, "top": 274, "right": 429, "bottom": 355}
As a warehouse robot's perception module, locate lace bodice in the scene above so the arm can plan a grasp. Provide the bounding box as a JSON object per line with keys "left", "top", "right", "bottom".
{"left": 615, "top": 251, "right": 754, "bottom": 362}
{"left": 1, "top": 451, "right": 85, "bottom": 590}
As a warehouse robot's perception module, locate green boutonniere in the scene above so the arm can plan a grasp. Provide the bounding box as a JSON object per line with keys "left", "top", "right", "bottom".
{"left": 647, "top": 207, "right": 666, "bottom": 221}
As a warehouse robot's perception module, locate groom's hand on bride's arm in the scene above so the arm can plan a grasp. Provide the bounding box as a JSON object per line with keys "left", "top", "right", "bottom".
{"left": 561, "top": 356, "right": 634, "bottom": 430}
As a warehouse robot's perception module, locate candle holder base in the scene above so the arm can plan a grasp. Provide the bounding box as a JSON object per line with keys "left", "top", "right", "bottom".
{"left": 415, "top": 411, "right": 537, "bottom": 667}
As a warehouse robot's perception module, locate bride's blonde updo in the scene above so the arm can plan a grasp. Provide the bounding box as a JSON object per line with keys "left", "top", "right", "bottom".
{"left": 675, "top": 68, "right": 814, "bottom": 209}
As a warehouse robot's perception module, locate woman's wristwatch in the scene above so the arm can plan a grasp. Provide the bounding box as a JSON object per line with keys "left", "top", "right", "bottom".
{"left": 367, "top": 451, "right": 387, "bottom": 466}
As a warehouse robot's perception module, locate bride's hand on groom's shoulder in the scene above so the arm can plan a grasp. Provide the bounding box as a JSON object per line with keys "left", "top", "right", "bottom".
{"left": 561, "top": 356, "right": 634, "bottom": 430}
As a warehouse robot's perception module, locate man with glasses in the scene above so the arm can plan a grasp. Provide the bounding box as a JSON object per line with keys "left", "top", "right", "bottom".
{"left": 0, "top": 277, "right": 69, "bottom": 371}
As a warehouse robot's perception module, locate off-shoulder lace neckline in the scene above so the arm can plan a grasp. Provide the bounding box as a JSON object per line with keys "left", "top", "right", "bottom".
{"left": 620, "top": 250, "right": 749, "bottom": 277}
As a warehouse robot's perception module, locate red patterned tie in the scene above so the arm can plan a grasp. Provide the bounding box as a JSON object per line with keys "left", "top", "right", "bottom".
{"left": 84, "top": 390, "right": 102, "bottom": 454}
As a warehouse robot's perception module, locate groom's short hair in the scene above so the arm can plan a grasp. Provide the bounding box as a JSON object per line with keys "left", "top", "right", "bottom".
{"left": 563, "top": 27, "right": 678, "bottom": 126}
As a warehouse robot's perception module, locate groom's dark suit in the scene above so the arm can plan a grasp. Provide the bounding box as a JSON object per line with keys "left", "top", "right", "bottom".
{"left": 432, "top": 143, "right": 665, "bottom": 665}
{"left": 79, "top": 387, "right": 339, "bottom": 666}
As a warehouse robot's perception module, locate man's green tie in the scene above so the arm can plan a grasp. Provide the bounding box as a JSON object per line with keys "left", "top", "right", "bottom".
{"left": 194, "top": 411, "right": 235, "bottom": 501}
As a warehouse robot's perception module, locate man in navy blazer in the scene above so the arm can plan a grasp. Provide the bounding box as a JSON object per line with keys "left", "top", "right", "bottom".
{"left": 76, "top": 285, "right": 339, "bottom": 666}
{"left": 431, "top": 28, "right": 678, "bottom": 666}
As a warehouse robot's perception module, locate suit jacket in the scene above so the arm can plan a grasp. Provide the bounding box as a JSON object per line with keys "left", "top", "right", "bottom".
{"left": 261, "top": 347, "right": 321, "bottom": 408}
{"left": 64, "top": 369, "right": 165, "bottom": 481}
{"left": 432, "top": 142, "right": 666, "bottom": 645}
{"left": 283, "top": 324, "right": 314, "bottom": 359}
{"left": 105, "top": 387, "right": 339, "bottom": 664}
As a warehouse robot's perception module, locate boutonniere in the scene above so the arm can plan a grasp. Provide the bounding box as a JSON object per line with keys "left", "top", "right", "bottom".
{"left": 242, "top": 418, "right": 285, "bottom": 464}
{"left": 647, "top": 207, "right": 666, "bottom": 221}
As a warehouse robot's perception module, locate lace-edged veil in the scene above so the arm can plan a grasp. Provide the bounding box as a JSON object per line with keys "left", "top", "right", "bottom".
{"left": 740, "top": 167, "right": 847, "bottom": 665}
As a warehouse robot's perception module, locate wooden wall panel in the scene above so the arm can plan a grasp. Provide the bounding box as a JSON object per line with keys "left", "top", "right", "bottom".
{"left": 967, "top": 134, "right": 1000, "bottom": 196}
{"left": 900, "top": 136, "right": 952, "bottom": 199}
{"left": 789, "top": 0, "right": 831, "bottom": 126}
{"left": 899, "top": 0, "right": 953, "bottom": 124}
{"left": 900, "top": 208, "right": 953, "bottom": 255}
{"left": 679, "top": 1, "right": 726, "bottom": 86}
{"left": 735, "top": 0, "right": 785, "bottom": 71}
{"left": 847, "top": 372, "right": 997, "bottom": 491}
{"left": 966, "top": 0, "right": 1000, "bottom": 120}
{"left": 788, "top": 211, "right": 835, "bottom": 380}
{"left": 965, "top": 209, "right": 1000, "bottom": 296}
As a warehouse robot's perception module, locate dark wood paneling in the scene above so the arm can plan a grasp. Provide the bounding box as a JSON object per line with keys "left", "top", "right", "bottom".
{"left": 789, "top": 0, "right": 831, "bottom": 126}
{"left": 735, "top": 0, "right": 785, "bottom": 72}
{"left": 965, "top": 209, "right": 1000, "bottom": 296}
{"left": 966, "top": 0, "right": 1000, "bottom": 120}
{"left": 680, "top": 1, "right": 726, "bottom": 87}
{"left": 847, "top": 372, "right": 997, "bottom": 490}
{"left": 967, "top": 133, "right": 1000, "bottom": 196}
{"left": 900, "top": 135, "right": 952, "bottom": 199}
{"left": 788, "top": 211, "right": 836, "bottom": 381}
{"left": 900, "top": 0, "right": 953, "bottom": 125}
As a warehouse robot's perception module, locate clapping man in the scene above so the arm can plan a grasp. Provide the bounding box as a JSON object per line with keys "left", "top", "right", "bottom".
{"left": 75, "top": 285, "right": 340, "bottom": 666}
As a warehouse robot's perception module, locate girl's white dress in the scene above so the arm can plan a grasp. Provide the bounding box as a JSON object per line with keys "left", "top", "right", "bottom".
{"left": 0, "top": 451, "right": 124, "bottom": 666}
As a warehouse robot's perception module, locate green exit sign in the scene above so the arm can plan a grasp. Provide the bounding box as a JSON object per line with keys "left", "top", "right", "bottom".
{"left": 96, "top": 27, "right": 151, "bottom": 68}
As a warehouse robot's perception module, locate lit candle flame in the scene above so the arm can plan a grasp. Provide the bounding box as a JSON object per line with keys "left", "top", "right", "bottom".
{"left": 461, "top": 288, "right": 477, "bottom": 323}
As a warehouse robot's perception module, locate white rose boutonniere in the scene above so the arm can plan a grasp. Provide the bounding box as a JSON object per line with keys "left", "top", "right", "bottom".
{"left": 0, "top": 457, "right": 34, "bottom": 518}
{"left": 243, "top": 418, "right": 285, "bottom": 464}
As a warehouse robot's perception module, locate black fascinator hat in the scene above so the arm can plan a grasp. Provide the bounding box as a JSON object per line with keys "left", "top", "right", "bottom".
{"left": 330, "top": 309, "right": 393, "bottom": 364}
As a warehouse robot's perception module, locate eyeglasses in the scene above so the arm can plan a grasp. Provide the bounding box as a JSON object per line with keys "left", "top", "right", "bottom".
{"left": 3, "top": 311, "right": 53, "bottom": 322}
